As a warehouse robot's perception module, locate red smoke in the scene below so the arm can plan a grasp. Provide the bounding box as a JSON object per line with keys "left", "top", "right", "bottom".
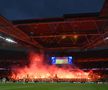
{"left": 10, "top": 52, "right": 100, "bottom": 82}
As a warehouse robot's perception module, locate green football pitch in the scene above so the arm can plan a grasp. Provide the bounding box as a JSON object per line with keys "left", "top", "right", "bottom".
{"left": 0, "top": 82, "right": 108, "bottom": 90}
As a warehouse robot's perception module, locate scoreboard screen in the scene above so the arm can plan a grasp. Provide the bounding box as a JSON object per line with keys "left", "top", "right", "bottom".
{"left": 51, "top": 56, "right": 72, "bottom": 64}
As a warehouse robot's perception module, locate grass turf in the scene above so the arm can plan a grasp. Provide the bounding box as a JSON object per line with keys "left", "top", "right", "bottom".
{"left": 0, "top": 82, "right": 108, "bottom": 90}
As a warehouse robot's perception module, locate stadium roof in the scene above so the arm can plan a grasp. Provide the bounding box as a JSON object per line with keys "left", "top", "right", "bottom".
{"left": 0, "top": 0, "right": 108, "bottom": 51}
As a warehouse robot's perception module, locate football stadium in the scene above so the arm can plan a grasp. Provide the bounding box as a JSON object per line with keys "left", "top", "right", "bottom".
{"left": 0, "top": 0, "right": 108, "bottom": 90}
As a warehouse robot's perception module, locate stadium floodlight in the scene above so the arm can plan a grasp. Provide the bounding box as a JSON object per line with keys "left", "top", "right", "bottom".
{"left": 0, "top": 35, "right": 17, "bottom": 44}
{"left": 0, "top": 35, "right": 5, "bottom": 39}
{"left": 104, "top": 37, "right": 108, "bottom": 40}
{"left": 5, "top": 38, "right": 17, "bottom": 44}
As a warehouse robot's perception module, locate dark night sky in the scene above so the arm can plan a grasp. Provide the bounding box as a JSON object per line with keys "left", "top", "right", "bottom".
{"left": 0, "top": 0, "right": 105, "bottom": 20}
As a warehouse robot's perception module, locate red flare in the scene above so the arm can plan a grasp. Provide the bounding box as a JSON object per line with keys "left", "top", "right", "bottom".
{"left": 10, "top": 52, "right": 100, "bottom": 82}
